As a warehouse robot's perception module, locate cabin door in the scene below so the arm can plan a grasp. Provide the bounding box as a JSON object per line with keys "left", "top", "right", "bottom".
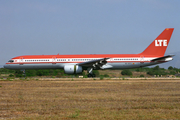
{"left": 140, "top": 56, "right": 144, "bottom": 63}
{"left": 52, "top": 56, "right": 56, "bottom": 64}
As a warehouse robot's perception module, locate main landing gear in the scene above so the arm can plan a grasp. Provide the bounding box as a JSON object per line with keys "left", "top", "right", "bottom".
{"left": 87, "top": 68, "right": 96, "bottom": 78}
{"left": 87, "top": 73, "right": 96, "bottom": 78}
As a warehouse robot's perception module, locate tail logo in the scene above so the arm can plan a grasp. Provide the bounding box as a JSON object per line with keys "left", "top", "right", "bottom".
{"left": 155, "top": 40, "right": 167, "bottom": 46}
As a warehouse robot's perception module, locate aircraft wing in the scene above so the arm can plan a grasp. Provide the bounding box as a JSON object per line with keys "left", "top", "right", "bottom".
{"left": 151, "top": 55, "right": 174, "bottom": 62}
{"left": 77, "top": 58, "right": 110, "bottom": 69}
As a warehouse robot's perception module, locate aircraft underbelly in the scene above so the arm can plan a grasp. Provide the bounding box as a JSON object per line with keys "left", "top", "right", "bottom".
{"left": 4, "top": 63, "right": 64, "bottom": 69}
{"left": 107, "top": 62, "right": 163, "bottom": 69}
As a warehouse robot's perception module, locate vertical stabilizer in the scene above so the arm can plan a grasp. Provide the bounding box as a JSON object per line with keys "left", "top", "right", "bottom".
{"left": 141, "top": 28, "right": 174, "bottom": 56}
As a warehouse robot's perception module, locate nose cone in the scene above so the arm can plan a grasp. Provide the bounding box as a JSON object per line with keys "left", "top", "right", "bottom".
{"left": 4, "top": 64, "right": 10, "bottom": 69}
{"left": 4, "top": 64, "right": 7, "bottom": 68}
{"left": 4, "top": 64, "right": 18, "bottom": 69}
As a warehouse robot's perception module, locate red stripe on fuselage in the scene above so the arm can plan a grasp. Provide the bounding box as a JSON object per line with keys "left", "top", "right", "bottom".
{"left": 6, "top": 61, "right": 157, "bottom": 65}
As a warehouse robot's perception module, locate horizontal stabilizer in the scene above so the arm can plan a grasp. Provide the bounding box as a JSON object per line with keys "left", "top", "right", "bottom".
{"left": 151, "top": 55, "right": 174, "bottom": 62}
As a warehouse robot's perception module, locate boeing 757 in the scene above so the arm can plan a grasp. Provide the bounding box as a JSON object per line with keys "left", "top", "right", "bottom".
{"left": 4, "top": 28, "right": 174, "bottom": 77}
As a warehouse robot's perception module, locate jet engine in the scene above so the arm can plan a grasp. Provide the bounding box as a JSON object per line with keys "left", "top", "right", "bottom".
{"left": 64, "top": 65, "right": 83, "bottom": 74}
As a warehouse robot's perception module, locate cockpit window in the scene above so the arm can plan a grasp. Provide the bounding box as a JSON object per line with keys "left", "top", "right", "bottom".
{"left": 8, "top": 60, "right": 14, "bottom": 63}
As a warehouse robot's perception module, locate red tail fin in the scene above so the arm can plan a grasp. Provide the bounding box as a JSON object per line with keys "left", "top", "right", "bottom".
{"left": 141, "top": 28, "right": 174, "bottom": 56}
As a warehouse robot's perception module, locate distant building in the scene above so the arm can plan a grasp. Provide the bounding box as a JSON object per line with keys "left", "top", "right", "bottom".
{"left": 167, "top": 75, "right": 175, "bottom": 77}
{"left": 175, "top": 74, "right": 180, "bottom": 77}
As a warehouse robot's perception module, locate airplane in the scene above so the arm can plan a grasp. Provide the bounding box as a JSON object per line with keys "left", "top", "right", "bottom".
{"left": 4, "top": 28, "right": 174, "bottom": 77}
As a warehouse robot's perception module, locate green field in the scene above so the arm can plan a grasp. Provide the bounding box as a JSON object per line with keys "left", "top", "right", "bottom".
{"left": 0, "top": 79, "right": 180, "bottom": 119}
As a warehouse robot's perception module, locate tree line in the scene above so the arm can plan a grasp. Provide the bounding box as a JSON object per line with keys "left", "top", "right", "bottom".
{"left": 121, "top": 66, "right": 179, "bottom": 76}
{"left": 0, "top": 65, "right": 179, "bottom": 78}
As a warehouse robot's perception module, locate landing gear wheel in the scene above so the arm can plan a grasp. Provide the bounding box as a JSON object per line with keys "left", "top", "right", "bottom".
{"left": 92, "top": 73, "right": 96, "bottom": 77}
{"left": 87, "top": 73, "right": 96, "bottom": 78}
{"left": 88, "top": 74, "right": 92, "bottom": 78}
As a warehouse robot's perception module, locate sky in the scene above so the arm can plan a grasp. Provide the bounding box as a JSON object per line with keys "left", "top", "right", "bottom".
{"left": 0, "top": 0, "right": 180, "bottom": 67}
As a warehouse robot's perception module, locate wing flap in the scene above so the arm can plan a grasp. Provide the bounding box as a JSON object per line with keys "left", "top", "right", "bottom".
{"left": 77, "top": 58, "right": 110, "bottom": 68}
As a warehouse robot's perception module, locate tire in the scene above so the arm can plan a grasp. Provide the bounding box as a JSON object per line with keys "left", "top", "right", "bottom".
{"left": 88, "top": 74, "right": 92, "bottom": 78}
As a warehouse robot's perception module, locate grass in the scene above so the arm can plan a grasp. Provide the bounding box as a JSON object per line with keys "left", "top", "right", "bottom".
{"left": 0, "top": 79, "right": 180, "bottom": 119}
{"left": 68, "top": 110, "right": 80, "bottom": 118}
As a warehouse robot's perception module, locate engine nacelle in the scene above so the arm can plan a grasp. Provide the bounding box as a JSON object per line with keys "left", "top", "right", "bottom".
{"left": 64, "top": 65, "right": 83, "bottom": 74}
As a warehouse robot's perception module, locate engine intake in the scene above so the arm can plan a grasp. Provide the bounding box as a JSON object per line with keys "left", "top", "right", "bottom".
{"left": 64, "top": 65, "right": 83, "bottom": 74}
